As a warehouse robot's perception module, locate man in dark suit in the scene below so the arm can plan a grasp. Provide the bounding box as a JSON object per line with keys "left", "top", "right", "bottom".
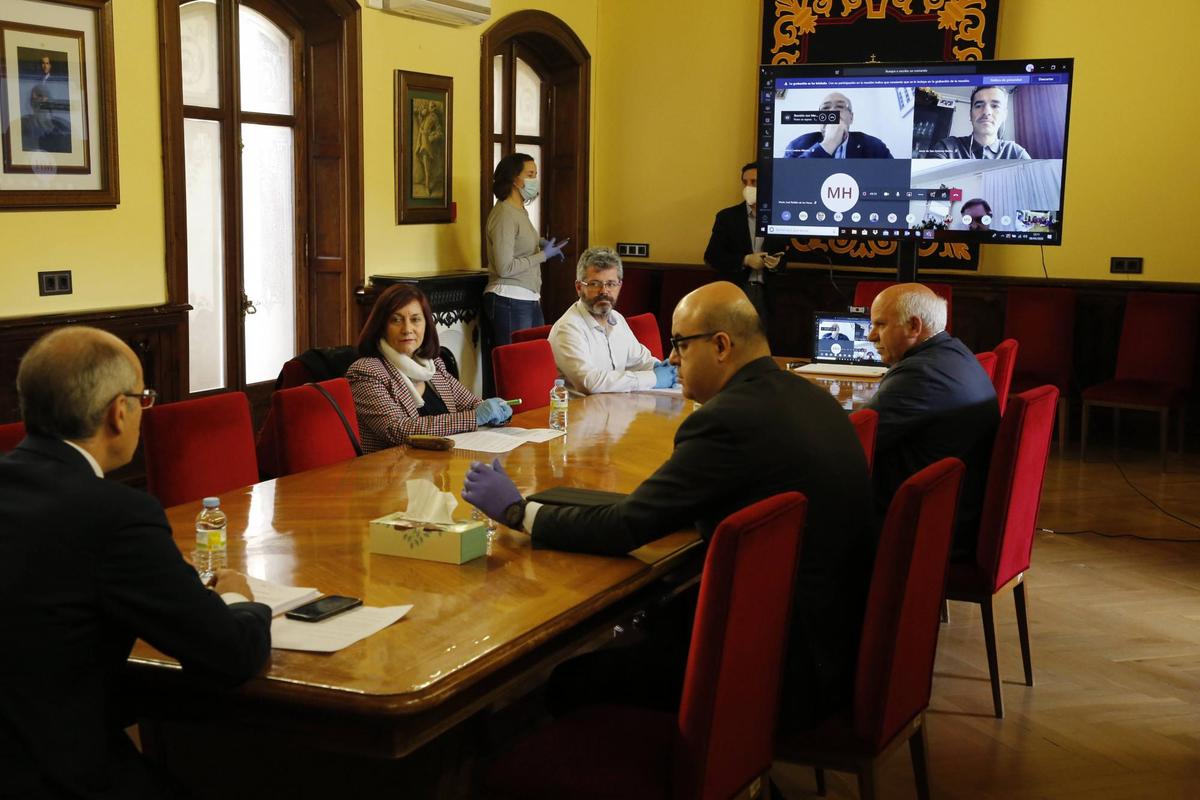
{"left": 784, "top": 91, "right": 894, "bottom": 159}
{"left": 0, "top": 326, "right": 272, "bottom": 798}
{"left": 464, "top": 282, "right": 875, "bottom": 725}
{"left": 703, "top": 162, "right": 790, "bottom": 335}
{"left": 866, "top": 283, "right": 999, "bottom": 556}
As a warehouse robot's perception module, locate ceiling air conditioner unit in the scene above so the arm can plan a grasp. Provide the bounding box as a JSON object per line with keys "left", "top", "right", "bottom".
{"left": 366, "top": 0, "right": 490, "bottom": 27}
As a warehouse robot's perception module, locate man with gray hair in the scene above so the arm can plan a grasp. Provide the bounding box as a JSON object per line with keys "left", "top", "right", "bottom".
{"left": 0, "top": 326, "right": 271, "bottom": 797}
{"left": 866, "top": 283, "right": 999, "bottom": 555}
{"left": 547, "top": 246, "right": 677, "bottom": 394}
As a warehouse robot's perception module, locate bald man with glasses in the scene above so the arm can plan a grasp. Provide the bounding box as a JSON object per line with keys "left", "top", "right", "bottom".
{"left": 465, "top": 282, "right": 875, "bottom": 727}
{"left": 0, "top": 326, "right": 270, "bottom": 798}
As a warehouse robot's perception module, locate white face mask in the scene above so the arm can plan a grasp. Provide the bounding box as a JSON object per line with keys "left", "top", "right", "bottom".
{"left": 519, "top": 177, "right": 540, "bottom": 202}
{"left": 742, "top": 185, "right": 757, "bottom": 206}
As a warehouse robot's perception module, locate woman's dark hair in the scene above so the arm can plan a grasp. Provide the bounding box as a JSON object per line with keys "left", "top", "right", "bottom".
{"left": 356, "top": 284, "right": 440, "bottom": 361}
{"left": 492, "top": 152, "right": 534, "bottom": 202}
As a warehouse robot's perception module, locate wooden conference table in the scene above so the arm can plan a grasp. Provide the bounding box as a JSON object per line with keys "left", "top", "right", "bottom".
{"left": 127, "top": 366, "right": 877, "bottom": 791}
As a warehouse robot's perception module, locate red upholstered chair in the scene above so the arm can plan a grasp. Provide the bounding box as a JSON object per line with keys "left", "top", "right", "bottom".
{"left": 946, "top": 385, "right": 1059, "bottom": 718}
{"left": 510, "top": 324, "right": 553, "bottom": 344}
{"left": 849, "top": 408, "right": 878, "bottom": 473}
{"left": 852, "top": 281, "right": 954, "bottom": 332}
{"left": 976, "top": 351, "right": 997, "bottom": 381}
{"left": 0, "top": 421, "right": 26, "bottom": 453}
{"left": 485, "top": 492, "right": 807, "bottom": 800}
{"left": 142, "top": 392, "right": 259, "bottom": 508}
{"left": 777, "top": 458, "right": 964, "bottom": 800}
{"left": 991, "top": 338, "right": 1019, "bottom": 416}
{"left": 1081, "top": 292, "right": 1199, "bottom": 469}
{"left": 1005, "top": 287, "right": 1074, "bottom": 452}
{"left": 271, "top": 379, "right": 361, "bottom": 477}
{"left": 626, "top": 312, "right": 665, "bottom": 360}
{"left": 492, "top": 339, "right": 558, "bottom": 410}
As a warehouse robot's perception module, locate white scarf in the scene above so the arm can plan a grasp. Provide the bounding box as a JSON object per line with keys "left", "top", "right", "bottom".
{"left": 378, "top": 339, "right": 437, "bottom": 408}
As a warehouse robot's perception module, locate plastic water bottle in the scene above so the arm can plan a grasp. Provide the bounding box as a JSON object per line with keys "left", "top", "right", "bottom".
{"left": 549, "top": 379, "right": 569, "bottom": 431}
{"left": 194, "top": 496, "right": 227, "bottom": 584}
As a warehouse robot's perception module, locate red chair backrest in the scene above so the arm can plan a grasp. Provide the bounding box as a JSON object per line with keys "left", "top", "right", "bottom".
{"left": 510, "top": 324, "right": 553, "bottom": 344}
{"left": 849, "top": 408, "right": 878, "bottom": 473}
{"left": 992, "top": 338, "right": 1019, "bottom": 416}
{"left": 975, "top": 385, "right": 1059, "bottom": 591}
{"left": 0, "top": 421, "right": 26, "bottom": 453}
{"left": 673, "top": 492, "right": 806, "bottom": 800}
{"left": 976, "top": 351, "right": 998, "bottom": 380}
{"left": 492, "top": 339, "right": 558, "bottom": 410}
{"left": 1113, "top": 293, "right": 1200, "bottom": 390}
{"left": 1004, "top": 287, "right": 1074, "bottom": 390}
{"left": 272, "top": 379, "right": 361, "bottom": 476}
{"left": 142, "top": 392, "right": 259, "bottom": 508}
{"left": 626, "top": 312, "right": 664, "bottom": 360}
{"left": 853, "top": 281, "right": 954, "bottom": 332}
{"left": 852, "top": 458, "right": 964, "bottom": 749}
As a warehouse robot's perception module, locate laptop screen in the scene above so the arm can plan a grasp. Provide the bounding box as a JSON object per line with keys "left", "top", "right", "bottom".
{"left": 812, "top": 313, "right": 883, "bottom": 366}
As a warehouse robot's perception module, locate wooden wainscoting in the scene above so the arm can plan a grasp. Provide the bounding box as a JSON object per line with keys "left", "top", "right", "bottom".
{"left": 0, "top": 305, "right": 189, "bottom": 424}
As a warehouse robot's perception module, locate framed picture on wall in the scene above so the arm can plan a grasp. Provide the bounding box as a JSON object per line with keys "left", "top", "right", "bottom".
{"left": 395, "top": 69, "right": 452, "bottom": 224}
{"left": 0, "top": 0, "right": 118, "bottom": 209}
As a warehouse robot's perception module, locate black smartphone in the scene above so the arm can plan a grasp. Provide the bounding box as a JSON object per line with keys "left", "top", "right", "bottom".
{"left": 284, "top": 595, "right": 363, "bottom": 622}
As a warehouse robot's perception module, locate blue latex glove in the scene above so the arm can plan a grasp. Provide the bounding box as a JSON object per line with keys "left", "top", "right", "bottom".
{"left": 475, "top": 397, "right": 513, "bottom": 426}
{"left": 653, "top": 362, "right": 678, "bottom": 388}
{"left": 542, "top": 237, "right": 568, "bottom": 262}
{"left": 462, "top": 459, "right": 522, "bottom": 523}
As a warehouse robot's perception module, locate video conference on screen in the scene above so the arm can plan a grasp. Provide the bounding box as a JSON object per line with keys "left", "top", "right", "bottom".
{"left": 816, "top": 318, "right": 881, "bottom": 364}
{"left": 757, "top": 59, "right": 1073, "bottom": 245}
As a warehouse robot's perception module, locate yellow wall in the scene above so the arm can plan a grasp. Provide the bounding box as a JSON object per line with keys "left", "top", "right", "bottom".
{"left": 590, "top": 0, "right": 1199, "bottom": 284}
{"left": 4, "top": 0, "right": 1197, "bottom": 323}
{"left": 0, "top": 2, "right": 165, "bottom": 319}
{"left": 360, "top": 0, "right": 597, "bottom": 277}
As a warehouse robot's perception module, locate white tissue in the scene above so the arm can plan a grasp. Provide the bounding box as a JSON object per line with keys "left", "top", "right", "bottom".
{"left": 403, "top": 479, "right": 458, "bottom": 524}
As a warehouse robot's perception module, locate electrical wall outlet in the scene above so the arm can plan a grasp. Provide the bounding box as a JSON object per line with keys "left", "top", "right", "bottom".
{"left": 1109, "top": 256, "right": 1143, "bottom": 275}
{"left": 38, "top": 270, "right": 72, "bottom": 296}
{"left": 616, "top": 242, "right": 649, "bottom": 258}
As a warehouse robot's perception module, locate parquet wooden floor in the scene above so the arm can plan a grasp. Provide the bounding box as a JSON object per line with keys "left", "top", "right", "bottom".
{"left": 772, "top": 450, "right": 1200, "bottom": 799}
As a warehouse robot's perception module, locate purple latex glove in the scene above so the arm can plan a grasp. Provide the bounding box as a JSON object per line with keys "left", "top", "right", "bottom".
{"left": 462, "top": 458, "right": 522, "bottom": 523}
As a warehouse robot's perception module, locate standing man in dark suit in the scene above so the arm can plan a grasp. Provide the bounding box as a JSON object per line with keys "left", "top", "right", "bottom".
{"left": 784, "top": 91, "right": 894, "bottom": 159}
{"left": 0, "top": 326, "right": 272, "bottom": 798}
{"left": 703, "top": 162, "right": 790, "bottom": 337}
{"left": 463, "top": 282, "right": 875, "bottom": 725}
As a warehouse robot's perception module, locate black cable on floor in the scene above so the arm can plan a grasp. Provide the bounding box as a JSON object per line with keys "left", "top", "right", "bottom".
{"left": 1039, "top": 527, "right": 1200, "bottom": 544}
{"left": 1109, "top": 456, "right": 1200, "bottom": 531}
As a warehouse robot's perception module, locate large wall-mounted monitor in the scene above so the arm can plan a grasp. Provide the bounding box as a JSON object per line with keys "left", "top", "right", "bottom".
{"left": 756, "top": 58, "right": 1074, "bottom": 246}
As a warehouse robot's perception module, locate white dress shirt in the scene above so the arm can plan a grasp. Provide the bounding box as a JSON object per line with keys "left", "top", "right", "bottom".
{"left": 548, "top": 300, "right": 659, "bottom": 394}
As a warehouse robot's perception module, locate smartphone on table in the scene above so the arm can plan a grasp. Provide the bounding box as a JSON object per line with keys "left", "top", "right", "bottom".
{"left": 284, "top": 595, "right": 362, "bottom": 622}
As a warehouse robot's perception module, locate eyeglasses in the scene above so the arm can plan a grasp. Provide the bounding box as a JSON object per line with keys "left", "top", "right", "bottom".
{"left": 668, "top": 331, "right": 718, "bottom": 353}
{"left": 580, "top": 280, "right": 622, "bottom": 291}
{"left": 121, "top": 388, "right": 157, "bottom": 409}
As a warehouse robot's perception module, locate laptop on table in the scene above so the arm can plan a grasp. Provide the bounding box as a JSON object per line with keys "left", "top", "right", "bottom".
{"left": 792, "top": 312, "right": 888, "bottom": 378}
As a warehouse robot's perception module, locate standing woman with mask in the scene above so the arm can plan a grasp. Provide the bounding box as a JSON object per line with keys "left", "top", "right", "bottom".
{"left": 484, "top": 153, "right": 568, "bottom": 346}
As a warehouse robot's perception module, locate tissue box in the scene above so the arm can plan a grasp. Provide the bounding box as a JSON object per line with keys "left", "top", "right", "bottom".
{"left": 368, "top": 513, "right": 488, "bottom": 564}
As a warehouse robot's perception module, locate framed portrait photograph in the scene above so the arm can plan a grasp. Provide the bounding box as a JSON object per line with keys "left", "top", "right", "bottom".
{"left": 0, "top": 0, "right": 118, "bottom": 208}
{"left": 395, "top": 70, "right": 452, "bottom": 224}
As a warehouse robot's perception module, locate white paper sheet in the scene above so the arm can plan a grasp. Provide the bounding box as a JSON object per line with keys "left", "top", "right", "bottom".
{"left": 245, "top": 576, "right": 321, "bottom": 616}
{"left": 448, "top": 427, "right": 565, "bottom": 453}
{"left": 270, "top": 605, "right": 413, "bottom": 653}
{"left": 636, "top": 385, "right": 683, "bottom": 396}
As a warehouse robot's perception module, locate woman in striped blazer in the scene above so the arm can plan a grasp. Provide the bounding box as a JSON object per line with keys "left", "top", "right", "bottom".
{"left": 347, "top": 284, "right": 512, "bottom": 453}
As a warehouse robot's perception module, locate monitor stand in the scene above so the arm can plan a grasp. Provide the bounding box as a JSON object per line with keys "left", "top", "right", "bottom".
{"left": 897, "top": 237, "right": 919, "bottom": 283}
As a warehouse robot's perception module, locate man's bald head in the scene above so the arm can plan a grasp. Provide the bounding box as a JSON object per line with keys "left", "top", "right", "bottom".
{"left": 676, "top": 281, "right": 768, "bottom": 348}
{"left": 669, "top": 282, "right": 771, "bottom": 403}
{"left": 18, "top": 326, "right": 140, "bottom": 440}
{"left": 868, "top": 283, "right": 947, "bottom": 364}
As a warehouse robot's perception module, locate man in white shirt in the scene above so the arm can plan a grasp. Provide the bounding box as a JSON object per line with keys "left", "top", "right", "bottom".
{"left": 548, "top": 246, "right": 677, "bottom": 394}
